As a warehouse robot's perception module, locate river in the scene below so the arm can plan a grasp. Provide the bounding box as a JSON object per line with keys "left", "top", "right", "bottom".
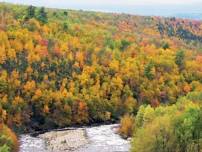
{"left": 19, "top": 124, "right": 130, "bottom": 152}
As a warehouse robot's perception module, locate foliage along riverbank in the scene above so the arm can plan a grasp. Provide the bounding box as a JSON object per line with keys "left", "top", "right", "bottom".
{"left": 0, "top": 124, "right": 18, "bottom": 152}
{"left": 119, "top": 91, "right": 202, "bottom": 152}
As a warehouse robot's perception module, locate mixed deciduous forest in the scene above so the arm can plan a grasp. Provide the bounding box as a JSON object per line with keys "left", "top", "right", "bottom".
{"left": 0, "top": 2, "right": 202, "bottom": 152}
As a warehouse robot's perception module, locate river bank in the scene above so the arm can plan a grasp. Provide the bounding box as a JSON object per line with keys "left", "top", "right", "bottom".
{"left": 39, "top": 128, "right": 88, "bottom": 152}
{"left": 19, "top": 124, "right": 130, "bottom": 152}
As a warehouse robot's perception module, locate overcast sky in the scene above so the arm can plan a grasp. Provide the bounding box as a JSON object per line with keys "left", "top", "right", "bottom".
{"left": 1, "top": 0, "right": 202, "bottom": 16}
{"left": 2, "top": 0, "right": 202, "bottom": 5}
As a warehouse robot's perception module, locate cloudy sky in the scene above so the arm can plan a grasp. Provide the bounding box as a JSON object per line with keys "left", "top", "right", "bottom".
{"left": 1, "top": 0, "right": 202, "bottom": 16}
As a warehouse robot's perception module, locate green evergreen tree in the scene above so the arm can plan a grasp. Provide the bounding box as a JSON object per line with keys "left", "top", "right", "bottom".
{"left": 175, "top": 50, "right": 185, "bottom": 70}
{"left": 26, "top": 5, "right": 36, "bottom": 19}
{"left": 37, "top": 7, "right": 48, "bottom": 24}
{"left": 144, "top": 62, "right": 155, "bottom": 80}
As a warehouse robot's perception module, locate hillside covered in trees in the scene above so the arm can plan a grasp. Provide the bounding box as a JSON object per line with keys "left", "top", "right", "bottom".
{"left": 0, "top": 2, "right": 202, "bottom": 152}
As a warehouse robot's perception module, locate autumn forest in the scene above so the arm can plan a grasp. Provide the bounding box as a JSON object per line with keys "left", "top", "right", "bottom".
{"left": 0, "top": 2, "right": 202, "bottom": 152}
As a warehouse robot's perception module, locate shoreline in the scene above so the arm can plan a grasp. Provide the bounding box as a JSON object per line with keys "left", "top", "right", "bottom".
{"left": 23, "top": 120, "right": 119, "bottom": 137}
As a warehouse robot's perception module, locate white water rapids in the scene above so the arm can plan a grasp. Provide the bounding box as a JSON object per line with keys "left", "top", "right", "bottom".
{"left": 19, "top": 124, "right": 130, "bottom": 152}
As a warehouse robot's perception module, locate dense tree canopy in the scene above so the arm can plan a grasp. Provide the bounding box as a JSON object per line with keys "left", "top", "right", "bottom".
{"left": 0, "top": 2, "right": 202, "bottom": 151}
{"left": 131, "top": 92, "right": 202, "bottom": 152}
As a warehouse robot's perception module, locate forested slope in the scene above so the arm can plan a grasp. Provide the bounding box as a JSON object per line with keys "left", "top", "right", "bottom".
{"left": 0, "top": 3, "right": 202, "bottom": 151}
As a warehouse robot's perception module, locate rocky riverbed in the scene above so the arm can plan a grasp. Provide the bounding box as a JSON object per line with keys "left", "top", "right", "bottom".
{"left": 39, "top": 128, "right": 88, "bottom": 152}
{"left": 20, "top": 124, "right": 130, "bottom": 152}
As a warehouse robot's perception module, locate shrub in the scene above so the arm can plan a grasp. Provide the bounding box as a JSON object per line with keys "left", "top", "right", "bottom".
{"left": 0, "top": 124, "right": 18, "bottom": 152}
{"left": 119, "top": 114, "right": 134, "bottom": 138}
